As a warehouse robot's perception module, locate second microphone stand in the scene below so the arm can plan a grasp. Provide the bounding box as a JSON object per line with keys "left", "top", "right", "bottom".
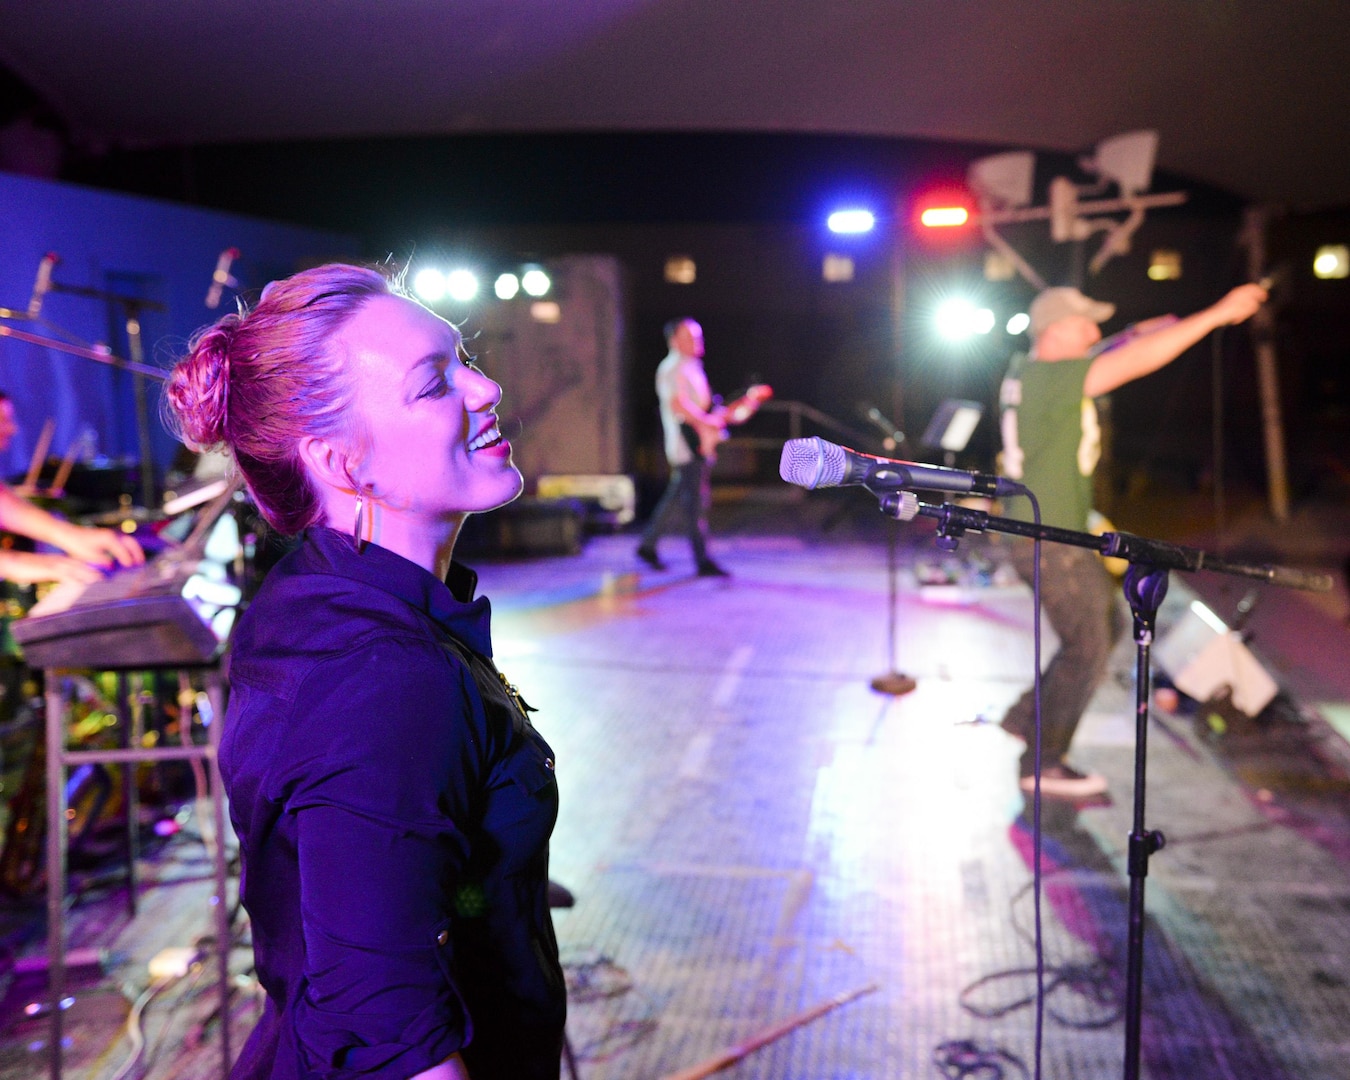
{"left": 872, "top": 485, "right": 1329, "bottom": 1080}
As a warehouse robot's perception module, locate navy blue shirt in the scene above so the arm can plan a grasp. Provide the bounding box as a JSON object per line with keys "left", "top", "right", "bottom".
{"left": 223, "top": 528, "right": 564, "bottom": 1080}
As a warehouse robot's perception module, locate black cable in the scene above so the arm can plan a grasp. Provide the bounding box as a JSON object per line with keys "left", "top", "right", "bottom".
{"left": 960, "top": 960, "right": 1121, "bottom": 1031}
{"left": 1212, "top": 326, "right": 1227, "bottom": 555}
{"left": 934, "top": 1038, "right": 1031, "bottom": 1080}
{"left": 1028, "top": 490, "right": 1044, "bottom": 1080}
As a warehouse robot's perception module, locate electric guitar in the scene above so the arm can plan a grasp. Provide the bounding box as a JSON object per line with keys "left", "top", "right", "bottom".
{"left": 683, "top": 384, "right": 774, "bottom": 460}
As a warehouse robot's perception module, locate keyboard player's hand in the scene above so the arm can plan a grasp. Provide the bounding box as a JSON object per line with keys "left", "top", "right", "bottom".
{"left": 54, "top": 524, "right": 146, "bottom": 569}
{"left": 0, "top": 550, "right": 105, "bottom": 585}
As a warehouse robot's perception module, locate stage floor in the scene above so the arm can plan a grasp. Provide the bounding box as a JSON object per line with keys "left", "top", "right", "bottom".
{"left": 4, "top": 506, "right": 1350, "bottom": 1079}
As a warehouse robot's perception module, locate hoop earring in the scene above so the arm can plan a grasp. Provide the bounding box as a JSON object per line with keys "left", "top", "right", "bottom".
{"left": 352, "top": 492, "right": 365, "bottom": 549}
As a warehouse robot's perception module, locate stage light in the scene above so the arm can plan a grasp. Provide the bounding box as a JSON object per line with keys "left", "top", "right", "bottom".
{"left": 494, "top": 273, "right": 520, "bottom": 299}
{"left": 521, "top": 268, "right": 551, "bottom": 296}
{"left": 822, "top": 254, "right": 855, "bottom": 282}
{"left": 1081, "top": 130, "right": 1158, "bottom": 197}
{"left": 413, "top": 268, "right": 446, "bottom": 302}
{"left": 446, "top": 269, "right": 479, "bottom": 303}
{"left": 934, "top": 298, "right": 993, "bottom": 340}
{"left": 828, "top": 209, "right": 876, "bottom": 234}
{"left": 968, "top": 151, "right": 1035, "bottom": 210}
{"left": 1313, "top": 244, "right": 1349, "bottom": 279}
{"left": 665, "top": 256, "right": 696, "bottom": 284}
{"left": 920, "top": 206, "right": 970, "bottom": 228}
{"left": 530, "top": 301, "right": 562, "bottom": 323}
{"left": 1006, "top": 312, "right": 1030, "bottom": 335}
{"left": 1148, "top": 249, "right": 1183, "bottom": 281}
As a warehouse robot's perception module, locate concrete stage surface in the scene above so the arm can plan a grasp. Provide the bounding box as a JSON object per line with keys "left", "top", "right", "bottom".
{"left": 3, "top": 494, "right": 1349, "bottom": 1079}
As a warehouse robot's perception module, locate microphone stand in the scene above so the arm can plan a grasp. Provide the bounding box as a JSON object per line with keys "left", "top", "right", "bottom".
{"left": 873, "top": 489, "right": 1330, "bottom": 1080}
{"left": 43, "top": 280, "right": 167, "bottom": 511}
{"left": 858, "top": 412, "right": 918, "bottom": 697}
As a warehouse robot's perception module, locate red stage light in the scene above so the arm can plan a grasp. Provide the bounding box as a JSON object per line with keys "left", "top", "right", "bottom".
{"left": 920, "top": 206, "right": 970, "bottom": 228}
{"left": 911, "top": 188, "right": 976, "bottom": 242}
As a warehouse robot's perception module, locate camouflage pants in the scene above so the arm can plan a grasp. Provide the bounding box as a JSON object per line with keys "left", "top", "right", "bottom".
{"left": 1001, "top": 539, "right": 1125, "bottom": 772}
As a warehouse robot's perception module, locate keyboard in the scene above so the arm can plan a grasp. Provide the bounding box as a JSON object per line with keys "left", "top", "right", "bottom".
{"left": 13, "top": 553, "right": 241, "bottom": 669}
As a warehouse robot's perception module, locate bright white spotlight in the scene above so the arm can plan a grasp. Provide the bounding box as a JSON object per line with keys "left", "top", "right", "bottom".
{"left": 521, "top": 268, "right": 551, "bottom": 297}
{"left": 827, "top": 209, "right": 875, "bottom": 235}
{"left": 446, "top": 269, "right": 479, "bottom": 302}
{"left": 973, "top": 308, "right": 995, "bottom": 334}
{"left": 494, "top": 273, "right": 521, "bottom": 300}
{"left": 413, "top": 268, "right": 446, "bottom": 302}
{"left": 1006, "top": 312, "right": 1030, "bottom": 335}
{"left": 935, "top": 298, "right": 982, "bottom": 340}
{"left": 1313, "top": 244, "right": 1349, "bottom": 279}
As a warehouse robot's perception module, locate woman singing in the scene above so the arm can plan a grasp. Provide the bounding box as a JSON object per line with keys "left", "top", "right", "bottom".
{"left": 166, "top": 265, "right": 565, "bottom": 1080}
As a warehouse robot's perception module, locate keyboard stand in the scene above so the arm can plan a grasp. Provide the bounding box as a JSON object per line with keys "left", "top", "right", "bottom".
{"left": 42, "top": 662, "right": 232, "bottom": 1080}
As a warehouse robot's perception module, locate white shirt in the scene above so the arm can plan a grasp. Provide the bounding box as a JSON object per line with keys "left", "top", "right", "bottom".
{"left": 655, "top": 348, "right": 712, "bottom": 466}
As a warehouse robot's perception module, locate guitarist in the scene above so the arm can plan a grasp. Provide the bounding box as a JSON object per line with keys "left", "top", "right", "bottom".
{"left": 637, "top": 318, "right": 747, "bottom": 577}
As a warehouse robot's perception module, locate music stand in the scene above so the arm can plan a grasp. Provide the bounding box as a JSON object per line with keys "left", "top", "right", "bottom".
{"left": 921, "top": 398, "right": 985, "bottom": 467}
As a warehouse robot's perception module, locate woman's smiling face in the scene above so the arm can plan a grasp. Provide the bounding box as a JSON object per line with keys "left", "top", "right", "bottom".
{"left": 335, "top": 294, "right": 523, "bottom": 521}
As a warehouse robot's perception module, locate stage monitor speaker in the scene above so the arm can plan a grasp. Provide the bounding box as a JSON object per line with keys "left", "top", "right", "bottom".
{"left": 1153, "top": 599, "right": 1278, "bottom": 717}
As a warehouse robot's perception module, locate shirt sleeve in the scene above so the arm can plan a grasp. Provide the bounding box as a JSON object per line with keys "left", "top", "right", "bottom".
{"left": 276, "top": 634, "right": 487, "bottom": 1079}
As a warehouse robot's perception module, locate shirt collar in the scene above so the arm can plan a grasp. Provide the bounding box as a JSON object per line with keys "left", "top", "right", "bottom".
{"left": 303, "top": 527, "right": 493, "bottom": 657}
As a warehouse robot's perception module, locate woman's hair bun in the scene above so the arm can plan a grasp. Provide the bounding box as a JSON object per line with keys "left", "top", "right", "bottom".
{"left": 165, "top": 316, "right": 238, "bottom": 450}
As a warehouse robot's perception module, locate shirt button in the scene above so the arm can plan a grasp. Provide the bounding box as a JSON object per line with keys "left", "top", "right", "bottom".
{"left": 544, "top": 757, "right": 555, "bottom": 771}
{"left": 436, "top": 930, "right": 450, "bottom": 946}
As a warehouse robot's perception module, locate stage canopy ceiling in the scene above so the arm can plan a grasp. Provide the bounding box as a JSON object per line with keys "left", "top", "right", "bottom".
{"left": 1, "top": 0, "right": 1346, "bottom": 209}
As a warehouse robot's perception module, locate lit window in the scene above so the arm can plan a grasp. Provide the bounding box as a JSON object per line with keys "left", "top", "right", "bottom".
{"left": 664, "top": 256, "right": 696, "bottom": 284}
{"left": 1148, "top": 250, "right": 1183, "bottom": 281}
{"left": 983, "top": 251, "right": 1015, "bottom": 281}
{"left": 822, "top": 254, "right": 855, "bottom": 283}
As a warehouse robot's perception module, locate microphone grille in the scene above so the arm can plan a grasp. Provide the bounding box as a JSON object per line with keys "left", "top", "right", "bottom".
{"left": 779, "top": 437, "right": 845, "bottom": 489}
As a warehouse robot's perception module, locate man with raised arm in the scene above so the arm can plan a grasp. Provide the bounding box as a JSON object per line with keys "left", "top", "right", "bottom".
{"left": 999, "top": 283, "right": 1266, "bottom": 799}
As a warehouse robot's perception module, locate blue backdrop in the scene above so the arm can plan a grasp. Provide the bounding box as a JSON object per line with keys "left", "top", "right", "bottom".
{"left": 0, "top": 172, "right": 354, "bottom": 486}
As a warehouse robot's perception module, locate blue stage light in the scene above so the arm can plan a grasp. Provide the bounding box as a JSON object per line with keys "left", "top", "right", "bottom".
{"left": 827, "top": 209, "right": 876, "bottom": 235}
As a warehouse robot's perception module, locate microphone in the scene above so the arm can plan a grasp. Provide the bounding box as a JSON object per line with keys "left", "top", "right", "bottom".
{"left": 779, "top": 436, "right": 1023, "bottom": 497}
{"left": 859, "top": 404, "right": 905, "bottom": 449}
{"left": 27, "top": 252, "right": 59, "bottom": 318}
{"left": 205, "top": 247, "right": 240, "bottom": 309}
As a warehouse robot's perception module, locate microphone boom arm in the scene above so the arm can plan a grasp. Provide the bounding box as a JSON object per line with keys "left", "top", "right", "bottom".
{"left": 885, "top": 495, "right": 1331, "bottom": 592}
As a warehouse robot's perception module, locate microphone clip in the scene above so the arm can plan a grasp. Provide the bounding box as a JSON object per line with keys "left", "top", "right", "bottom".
{"left": 878, "top": 490, "right": 920, "bottom": 521}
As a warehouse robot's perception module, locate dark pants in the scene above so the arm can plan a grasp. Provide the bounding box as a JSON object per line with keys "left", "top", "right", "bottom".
{"left": 1002, "top": 540, "right": 1125, "bottom": 772}
{"left": 640, "top": 458, "right": 711, "bottom": 565}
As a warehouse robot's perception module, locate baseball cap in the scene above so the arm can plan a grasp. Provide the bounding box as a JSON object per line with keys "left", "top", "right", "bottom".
{"left": 1028, "top": 287, "right": 1115, "bottom": 339}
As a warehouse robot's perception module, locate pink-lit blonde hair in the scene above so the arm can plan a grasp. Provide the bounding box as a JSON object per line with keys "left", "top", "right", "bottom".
{"left": 164, "top": 263, "right": 396, "bottom": 535}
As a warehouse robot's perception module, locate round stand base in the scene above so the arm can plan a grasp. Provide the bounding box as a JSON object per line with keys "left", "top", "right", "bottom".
{"left": 870, "top": 671, "right": 917, "bottom": 696}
